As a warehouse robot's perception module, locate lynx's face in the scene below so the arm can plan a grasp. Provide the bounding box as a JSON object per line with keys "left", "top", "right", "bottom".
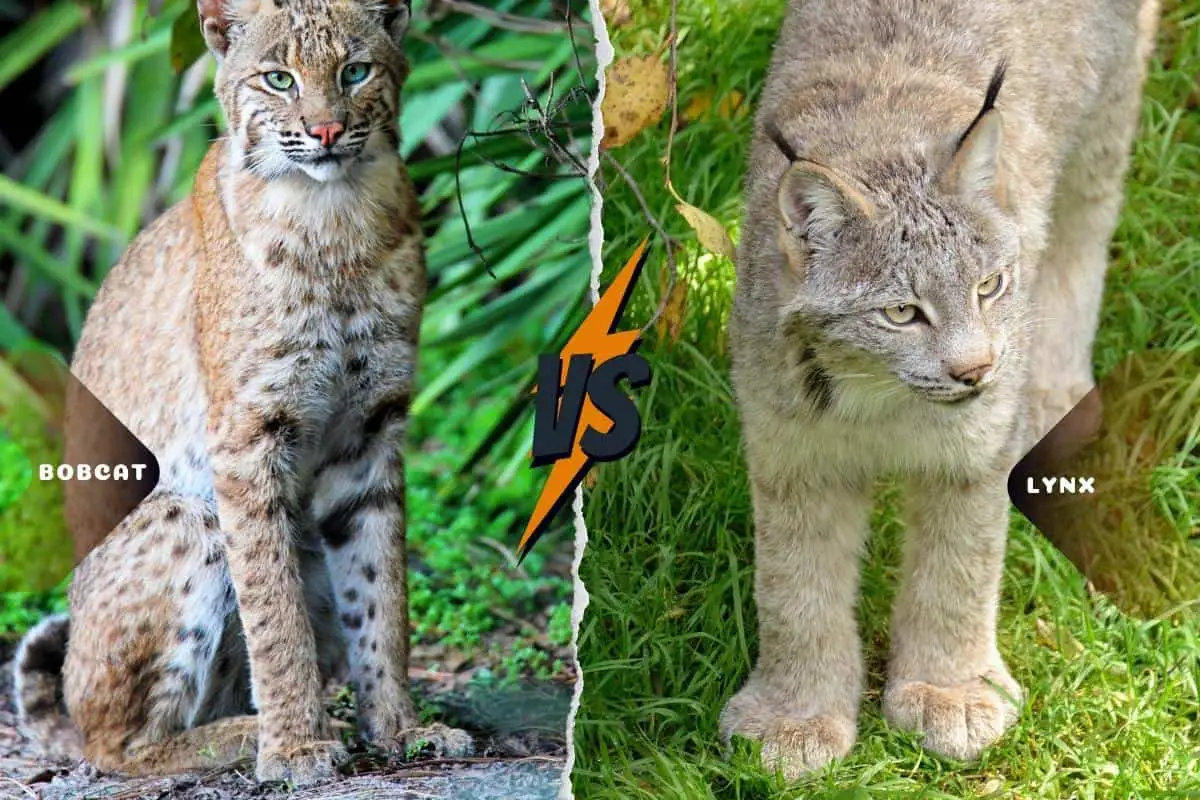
{"left": 772, "top": 68, "right": 1023, "bottom": 405}
{"left": 201, "top": 0, "right": 411, "bottom": 182}
{"left": 783, "top": 188, "right": 1022, "bottom": 405}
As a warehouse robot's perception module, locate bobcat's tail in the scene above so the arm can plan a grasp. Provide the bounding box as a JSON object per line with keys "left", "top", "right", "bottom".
{"left": 13, "top": 613, "right": 85, "bottom": 760}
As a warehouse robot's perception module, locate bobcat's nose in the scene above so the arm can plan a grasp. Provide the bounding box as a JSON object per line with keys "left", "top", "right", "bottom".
{"left": 949, "top": 359, "right": 994, "bottom": 387}
{"left": 305, "top": 120, "right": 345, "bottom": 148}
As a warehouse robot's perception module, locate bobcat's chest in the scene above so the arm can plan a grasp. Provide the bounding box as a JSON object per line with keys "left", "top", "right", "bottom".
{"left": 240, "top": 263, "right": 420, "bottom": 456}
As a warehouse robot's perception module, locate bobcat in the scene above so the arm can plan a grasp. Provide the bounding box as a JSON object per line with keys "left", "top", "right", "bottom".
{"left": 13, "top": 0, "right": 471, "bottom": 785}
{"left": 723, "top": 0, "right": 1159, "bottom": 778}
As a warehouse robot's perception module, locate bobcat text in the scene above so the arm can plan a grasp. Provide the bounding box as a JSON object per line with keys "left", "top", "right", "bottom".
{"left": 40, "top": 463, "right": 150, "bottom": 481}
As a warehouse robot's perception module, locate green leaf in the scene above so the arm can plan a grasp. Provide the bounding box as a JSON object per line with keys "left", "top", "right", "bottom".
{"left": 0, "top": 220, "right": 101, "bottom": 297}
{"left": 0, "top": 1, "right": 88, "bottom": 94}
{"left": 406, "top": 36, "right": 564, "bottom": 92}
{"left": 64, "top": 26, "right": 172, "bottom": 85}
{"left": 170, "top": 6, "right": 207, "bottom": 73}
{"left": 0, "top": 307, "right": 32, "bottom": 351}
{"left": 0, "top": 174, "right": 123, "bottom": 242}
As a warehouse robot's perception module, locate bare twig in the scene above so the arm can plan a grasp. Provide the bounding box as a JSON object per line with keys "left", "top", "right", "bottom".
{"left": 597, "top": 0, "right": 684, "bottom": 336}
{"left": 600, "top": 151, "right": 679, "bottom": 334}
{"left": 662, "top": 0, "right": 681, "bottom": 189}
{"left": 490, "top": 604, "right": 547, "bottom": 639}
{"left": 655, "top": 0, "right": 683, "bottom": 335}
{"left": 435, "top": 0, "right": 570, "bottom": 34}
{"left": 410, "top": 31, "right": 545, "bottom": 73}
{"left": 451, "top": 5, "right": 595, "bottom": 276}
{"left": 0, "top": 777, "right": 37, "bottom": 799}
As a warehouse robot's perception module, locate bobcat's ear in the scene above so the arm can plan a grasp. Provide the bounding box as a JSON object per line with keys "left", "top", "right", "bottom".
{"left": 777, "top": 160, "right": 875, "bottom": 247}
{"left": 197, "top": 0, "right": 235, "bottom": 57}
{"left": 381, "top": 0, "right": 411, "bottom": 45}
{"left": 940, "top": 62, "right": 1007, "bottom": 206}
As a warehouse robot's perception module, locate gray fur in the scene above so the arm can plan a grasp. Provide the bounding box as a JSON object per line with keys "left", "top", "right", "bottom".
{"left": 724, "top": 0, "right": 1159, "bottom": 778}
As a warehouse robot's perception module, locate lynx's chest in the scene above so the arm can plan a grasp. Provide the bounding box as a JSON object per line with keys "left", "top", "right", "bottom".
{"left": 740, "top": 372, "right": 1022, "bottom": 488}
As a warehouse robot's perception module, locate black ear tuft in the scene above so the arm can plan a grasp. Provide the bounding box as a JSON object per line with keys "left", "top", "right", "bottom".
{"left": 766, "top": 119, "right": 801, "bottom": 164}
{"left": 956, "top": 59, "right": 1007, "bottom": 151}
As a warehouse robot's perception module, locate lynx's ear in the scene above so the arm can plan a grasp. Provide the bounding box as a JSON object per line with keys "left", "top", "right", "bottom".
{"left": 941, "top": 62, "right": 1007, "bottom": 205}
{"left": 777, "top": 160, "right": 875, "bottom": 246}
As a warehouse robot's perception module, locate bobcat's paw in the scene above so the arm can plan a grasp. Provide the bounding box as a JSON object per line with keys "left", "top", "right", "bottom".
{"left": 398, "top": 723, "right": 475, "bottom": 759}
{"left": 255, "top": 740, "right": 347, "bottom": 786}
{"left": 883, "top": 670, "right": 1022, "bottom": 761}
{"left": 720, "top": 686, "right": 856, "bottom": 778}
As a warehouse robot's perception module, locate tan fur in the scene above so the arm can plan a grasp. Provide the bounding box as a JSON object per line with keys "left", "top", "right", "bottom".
{"left": 13, "top": 0, "right": 472, "bottom": 785}
{"left": 724, "top": 0, "right": 1159, "bottom": 778}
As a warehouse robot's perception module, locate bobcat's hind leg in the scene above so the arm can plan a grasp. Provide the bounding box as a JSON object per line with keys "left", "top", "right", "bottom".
{"left": 62, "top": 494, "right": 266, "bottom": 776}
{"left": 310, "top": 388, "right": 474, "bottom": 761}
{"left": 1026, "top": 3, "right": 1159, "bottom": 449}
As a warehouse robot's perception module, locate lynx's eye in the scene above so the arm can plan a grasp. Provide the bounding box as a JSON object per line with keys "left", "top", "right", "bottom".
{"left": 341, "top": 63, "right": 371, "bottom": 86}
{"left": 978, "top": 272, "right": 1005, "bottom": 299}
{"left": 883, "top": 304, "right": 919, "bottom": 325}
{"left": 264, "top": 71, "right": 295, "bottom": 91}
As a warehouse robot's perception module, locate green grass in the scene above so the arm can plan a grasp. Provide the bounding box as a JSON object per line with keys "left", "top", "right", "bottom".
{"left": 574, "top": 0, "right": 1200, "bottom": 796}
{"left": 404, "top": 334, "right": 576, "bottom": 677}
{"left": 0, "top": 354, "right": 72, "bottom": 599}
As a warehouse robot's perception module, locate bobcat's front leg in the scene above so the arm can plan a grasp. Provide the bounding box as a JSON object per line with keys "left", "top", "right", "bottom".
{"left": 720, "top": 474, "right": 872, "bottom": 779}
{"left": 210, "top": 408, "right": 343, "bottom": 785}
{"left": 312, "top": 384, "right": 473, "bottom": 759}
{"left": 884, "top": 474, "right": 1022, "bottom": 761}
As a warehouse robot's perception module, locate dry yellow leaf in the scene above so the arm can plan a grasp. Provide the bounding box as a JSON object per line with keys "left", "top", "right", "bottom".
{"left": 601, "top": 54, "right": 670, "bottom": 150}
{"left": 676, "top": 201, "right": 735, "bottom": 259}
{"left": 1034, "top": 618, "right": 1084, "bottom": 657}
{"left": 978, "top": 777, "right": 1005, "bottom": 796}
{"left": 683, "top": 89, "right": 747, "bottom": 122}
{"left": 600, "top": 0, "right": 632, "bottom": 27}
{"left": 656, "top": 261, "right": 689, "bottom": 346}
{"left": 682, "top": 92, "right": 712, "bottom": 121}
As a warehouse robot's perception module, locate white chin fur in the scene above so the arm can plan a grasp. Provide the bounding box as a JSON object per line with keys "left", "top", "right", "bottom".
{"left": 296, "top": 159, "right": 350, "bottom": 183}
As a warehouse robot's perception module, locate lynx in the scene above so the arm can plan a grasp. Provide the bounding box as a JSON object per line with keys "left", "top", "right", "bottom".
{"left": 13, "top": 0, "right": 472, "bottom": 785}
{"left": 723, "top": 0, "right": 1159, "bottom": 778}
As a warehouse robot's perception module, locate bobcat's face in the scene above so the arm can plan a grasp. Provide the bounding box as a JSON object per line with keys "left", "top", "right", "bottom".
{"left": 203, "top": 0, "right": 411, "bottom": 182}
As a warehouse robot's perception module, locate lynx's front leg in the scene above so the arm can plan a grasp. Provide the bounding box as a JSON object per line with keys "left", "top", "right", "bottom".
{"left": 884, "top": 475, "right": 1021, "bottom": 760}
{"left": 311, "top": 381, "right": 473, "bottom": 759}
{"left": 720, "top": 475, "right": 872, "bottom": 779}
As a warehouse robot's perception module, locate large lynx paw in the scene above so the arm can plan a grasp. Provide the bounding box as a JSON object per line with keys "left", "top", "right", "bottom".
{"left": 255, "top": 739, "right": 347, "bottom": 786}
{"left": 883, "top": 670, "right": 1021, "bottom": 761}
{"left": 720, "top": 686, "right": 856, "bottom": 779}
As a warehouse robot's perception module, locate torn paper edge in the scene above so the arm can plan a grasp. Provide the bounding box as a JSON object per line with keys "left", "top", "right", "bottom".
{"left": 559, "top": 0, "right": 611, "bottom": 796}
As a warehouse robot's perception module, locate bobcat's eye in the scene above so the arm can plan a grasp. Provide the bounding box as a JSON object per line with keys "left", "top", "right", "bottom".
{"left": 977, "top": 272, "right": 1006, "bottom": 299}
{"left": 264, "top": 71, "right": 295, "bottom": 91}
{"left": 341, "top": 63, "right": 372, "bottom": 86}
{"left": 882, "top": 304, "right": 920, "bottom": 325}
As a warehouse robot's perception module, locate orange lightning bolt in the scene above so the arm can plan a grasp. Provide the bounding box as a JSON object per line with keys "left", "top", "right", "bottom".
{"left": 517, "top": 237, "right": 651, "bottom": 560}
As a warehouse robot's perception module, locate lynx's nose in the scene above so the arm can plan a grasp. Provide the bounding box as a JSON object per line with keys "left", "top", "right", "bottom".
{"left": 949, "top": 359, "right": 994, "bottom": 387}
{"left": 305, "top": 120, "right": 345, "bottom": 148}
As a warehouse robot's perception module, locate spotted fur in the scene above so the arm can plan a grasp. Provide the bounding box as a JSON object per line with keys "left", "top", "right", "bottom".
{"left": 13, "top": 0, "right": 472, "bottom": 786}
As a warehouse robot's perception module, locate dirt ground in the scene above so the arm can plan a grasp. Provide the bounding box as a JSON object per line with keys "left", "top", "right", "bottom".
{"left": 0, "top": 640, "right": 573, "bottom": 799}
